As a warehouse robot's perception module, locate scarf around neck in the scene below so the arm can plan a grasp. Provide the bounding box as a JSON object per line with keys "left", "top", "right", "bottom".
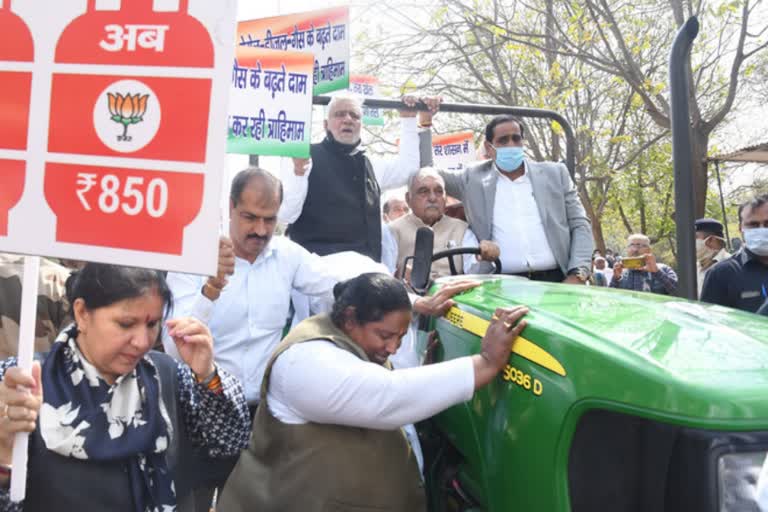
{"left": 39, "top": 325, "right": 176, "bottom": 512}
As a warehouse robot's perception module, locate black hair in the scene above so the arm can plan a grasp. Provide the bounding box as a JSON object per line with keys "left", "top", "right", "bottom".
{"left": 65, "top": 263, "right": 172, "bottom": 318}
{"left": 330, "top": 273, "right": 411, "bottom": 328}
{"left": 230, "top": 167, "right": 284, "bottom": 207}
{"left": 485, "top": 115, "right": 525, "bottom": 144}
{"left": 739, "top": 193, "right": 768, "bottom": 223}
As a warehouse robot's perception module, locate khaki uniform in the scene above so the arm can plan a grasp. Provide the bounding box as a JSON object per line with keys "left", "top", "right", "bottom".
{"left": 0, "top": 253, "right": 72, "bottom": 358}
{"left": 697, "top": 248, "right": 731, "bottom": 297}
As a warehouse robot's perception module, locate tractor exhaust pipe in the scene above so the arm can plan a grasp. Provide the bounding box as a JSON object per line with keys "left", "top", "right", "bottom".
{"left": 669, "top": 16, "right": 699, "bottom": 300}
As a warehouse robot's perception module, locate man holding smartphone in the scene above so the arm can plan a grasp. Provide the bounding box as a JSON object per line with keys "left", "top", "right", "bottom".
{"left": 610, "top": 233, "right": 678, "bottom": 295}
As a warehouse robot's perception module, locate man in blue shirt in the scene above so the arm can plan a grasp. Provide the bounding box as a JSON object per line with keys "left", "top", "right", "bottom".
{"left": 610, "top": 233, "right": 678, "bottom": 295}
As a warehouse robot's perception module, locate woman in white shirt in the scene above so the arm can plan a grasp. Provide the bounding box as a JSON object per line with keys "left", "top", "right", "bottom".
{"left": 219, "top": 273, "right": 528, "bottom": 512}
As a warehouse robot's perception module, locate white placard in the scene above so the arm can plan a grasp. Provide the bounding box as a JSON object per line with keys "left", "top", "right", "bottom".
{"left": 0, "top": 0, "right": 238, "bottom": 276}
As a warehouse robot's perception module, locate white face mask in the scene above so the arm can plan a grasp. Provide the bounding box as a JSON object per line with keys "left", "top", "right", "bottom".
{"left": 744, "top": 227, "right": 768, "bottom": 256}
{"left": 695, "top": 238, "right": 716, "bottom": 259}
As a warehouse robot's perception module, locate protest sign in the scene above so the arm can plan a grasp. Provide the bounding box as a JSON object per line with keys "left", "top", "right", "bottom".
{"left": 238, "top": 7, "right": 350, "bottom": 95}
{"left": 350, "top": 74, "right": 384, "bottom": 126}
{"left": 227, "top": 47, "right": 313, "bottom": 158}
{"left": 0, "top": 1, "right": 32, "bottom": 238}
{"left": 432, "top": 132, "right": 476, "bottom": 171}
{"left": 0, "top": 0, "right": 237, "bottom": 501}
{"left": 0, "top": 0, "right": 236, "bottom": 276}
{"left": 0, "top": 0, "right": 236, "bottom": 502}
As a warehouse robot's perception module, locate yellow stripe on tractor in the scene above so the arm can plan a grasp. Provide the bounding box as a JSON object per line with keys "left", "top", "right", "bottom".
{"left": 443, "top": 306, "right": 567, "bottom": 377}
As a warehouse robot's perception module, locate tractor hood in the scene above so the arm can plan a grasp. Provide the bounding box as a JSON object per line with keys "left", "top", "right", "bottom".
{"left": 433, "top": 275, "right": 768, "bottom": 425}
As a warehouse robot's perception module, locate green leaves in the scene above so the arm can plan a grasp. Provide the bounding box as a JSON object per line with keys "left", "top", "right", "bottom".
{"left": 110, "top": 114, "right": 142, "bottom": 126}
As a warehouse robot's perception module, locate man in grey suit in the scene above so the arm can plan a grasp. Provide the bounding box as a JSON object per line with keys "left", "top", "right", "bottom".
{"left": 428, "top": 114, "right": 593, "bottom": 283}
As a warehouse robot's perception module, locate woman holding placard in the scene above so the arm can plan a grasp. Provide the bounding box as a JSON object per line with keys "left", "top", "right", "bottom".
{"left": 0, "top": 263, "right": 250, "bottom": 511}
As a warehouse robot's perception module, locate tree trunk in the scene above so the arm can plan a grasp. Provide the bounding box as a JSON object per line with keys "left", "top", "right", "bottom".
{"left": 544, "top": 0, "right": 562, "bottom": 163}
{"left": 578, "top": 183, "right": 605, "bottom": 254}
{"left": 638, "top": 170, "right": 647, "bottom": 234}
{"left": 690, "top": 129, "right": 709, "bottom": 218}
{"left": 590, "top": 213, "right": 606, "bottom": 254}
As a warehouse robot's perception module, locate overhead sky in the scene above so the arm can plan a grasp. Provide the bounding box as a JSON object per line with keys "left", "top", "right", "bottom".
{"left": 238, "top": 0, "right": 350, "bottom": 24}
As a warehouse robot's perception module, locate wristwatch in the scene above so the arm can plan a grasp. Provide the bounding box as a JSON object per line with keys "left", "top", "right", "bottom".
{"left": 567, "top": 267, "right": 590, "bottom": 283}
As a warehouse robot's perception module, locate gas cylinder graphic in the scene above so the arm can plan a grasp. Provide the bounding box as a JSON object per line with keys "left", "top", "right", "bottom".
{"left": 44, "top": 0, "right": 214, "bottom": 254}
{"left": 0, "top": 0, "right": 33, "bottom": 237}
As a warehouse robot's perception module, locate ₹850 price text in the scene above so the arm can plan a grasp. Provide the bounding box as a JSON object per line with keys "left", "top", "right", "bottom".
{"left": 75, "top": 172, "right": 168, "bottom": 217}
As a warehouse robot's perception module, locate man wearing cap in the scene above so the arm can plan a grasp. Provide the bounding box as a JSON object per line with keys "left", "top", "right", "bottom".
{"left": 694, "top": 218, "right": 731, "bottom": 297}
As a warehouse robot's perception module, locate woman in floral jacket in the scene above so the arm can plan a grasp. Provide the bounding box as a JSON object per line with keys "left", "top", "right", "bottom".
{"left": 0, "top": 263, "right": 250, "bottom": 512}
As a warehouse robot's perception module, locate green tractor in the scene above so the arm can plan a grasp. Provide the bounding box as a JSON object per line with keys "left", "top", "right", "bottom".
{"left": 411, "top": 267, "right": 768, "bottom": 512}
{"left": 312, "top": 14, "right": 768, "bottom": 511}
{"left": 406, "top": 16, "right": 768, "bottom": 512}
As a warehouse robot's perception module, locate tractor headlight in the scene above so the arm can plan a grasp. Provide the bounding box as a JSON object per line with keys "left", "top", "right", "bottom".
{"left": 717, "top": 451, "right": 767, "bottom": 511}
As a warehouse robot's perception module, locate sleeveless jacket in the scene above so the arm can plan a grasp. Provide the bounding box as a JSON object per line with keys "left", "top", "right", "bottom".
{"left": 218, "top": 314, "right": 426, "bottom": 512}
{"left": 388, "top": 212, "right": 469, "bottom": 277}
{"left": 24, "top": 351, "right": 199, "bottom": 512}
{"left": 288, "top": 137, "right": 383, "bottom": 261}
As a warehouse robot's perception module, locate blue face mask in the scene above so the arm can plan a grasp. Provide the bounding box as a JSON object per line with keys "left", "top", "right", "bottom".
{"left": 494, "top": 146, "right": 524, "bottom": 172}
{"left": 743, "top": 227, "right": 768, "bottom": 256}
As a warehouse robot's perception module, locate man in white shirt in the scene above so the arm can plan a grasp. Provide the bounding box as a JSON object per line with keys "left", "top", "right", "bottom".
{"left": 278, "top": 93, "right": 440, "bottom": 263}
{"left": 386, "top": 168, "right": 500, "bottom": 278}
{"left": 431, "top": 114, "right": 594, "bottom": 283}
{"left": 164, "top": 168, "right": 338, "bottom": 409}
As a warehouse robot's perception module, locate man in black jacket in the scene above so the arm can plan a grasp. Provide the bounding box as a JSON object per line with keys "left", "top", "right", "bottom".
{"left": 279, "top": 94, "right": 439, "bottom": 262}
{"left": 701, "top": 194, "right": 768, "bottom": 313}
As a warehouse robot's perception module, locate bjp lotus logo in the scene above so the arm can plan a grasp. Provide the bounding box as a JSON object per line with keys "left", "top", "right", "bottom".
{"left": 94, "top": 80, "right": 160, "bottom": 153}
{"left": 107, "top": 92, "right": 149, "bottom": 142}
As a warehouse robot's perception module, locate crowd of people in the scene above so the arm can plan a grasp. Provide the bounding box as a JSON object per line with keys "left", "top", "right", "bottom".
{"left": 0, "top": 94, "right": 767, "bottom": 511}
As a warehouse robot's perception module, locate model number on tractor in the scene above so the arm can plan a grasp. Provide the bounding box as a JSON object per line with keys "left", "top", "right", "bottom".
{"left": 76, "top": 173, "right": 169, "bottom": 217}
{"left": 503, "top": 364, "right": 543, "bottom": 396}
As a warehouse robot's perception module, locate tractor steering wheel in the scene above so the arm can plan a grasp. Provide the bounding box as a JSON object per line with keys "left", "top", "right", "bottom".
{"left": 430, "top": 247, "right": 502, "bottom": 276}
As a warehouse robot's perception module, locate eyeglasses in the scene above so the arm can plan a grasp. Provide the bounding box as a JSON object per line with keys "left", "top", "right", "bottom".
{"left": 627, "top": 243, "right": 649, "bottom": 248}
{"left": 493, "top": 134, "right": 524, "bottom": 145}
{"left": 332, "top": 109, "right": 361, "bottom": 121}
